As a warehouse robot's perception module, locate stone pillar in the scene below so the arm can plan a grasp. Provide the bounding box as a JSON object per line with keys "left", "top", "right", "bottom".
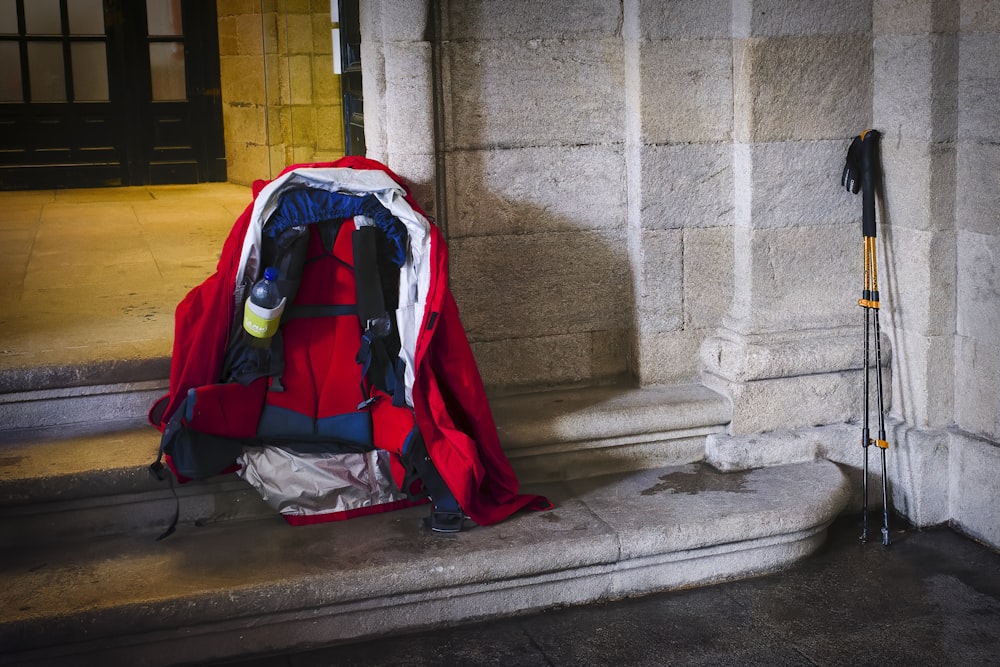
{"left": 700, "top": 0, "right": 874, "bottom": 435}
{"left": 871, "top": 0, "right": 960, "bottom": 526}
{"left": 360, "top": 0, "right": 439, "bottom": 217}
{"left": 625, "top": 0, "right": 736, "bottom": 385}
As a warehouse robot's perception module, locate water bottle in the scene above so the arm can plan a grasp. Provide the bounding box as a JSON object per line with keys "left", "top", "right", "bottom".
{"left": 243, "top": 267, "right": 286, "bottom": 346}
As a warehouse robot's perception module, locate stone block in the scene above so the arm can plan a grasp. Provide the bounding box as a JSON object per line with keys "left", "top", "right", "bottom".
{"left": 383, "top": 152, "right": 437, "bottom": 216}
{"left": 877, "top": 139, "right": 956, "bottom": 233}
{"left": 636, "top": 0, "right": 732, "bottom": 39}
{"left": 222, "top": 104, "right": 267, "bottom": 145}
{"left": 471, "top": 331, "right": 628, "bottom": 391}
{"left": 285, "top": 55, "right": 313, "bottom": 105}
{"left": 684, "top": 226, "right": 734, "bottom": 330}
{"left": 955, "top": 336, "right": 1000, "bottom": 440}
{"left": 956, "top": 33, "right": 1000, "bottom": 142}
{"left": 706, "top": 429, "right": 820, "bottom": 472}
{"left": 634, "top": 229, "right": 683, "bottom": 334}
{"left": 735, "top": 141, "right": 860, "bottom": 230}
{"left": 874, "top": 34, "right": 959, "bottom": 144}
{"left": 377, "top": 0, "right": 431, "bottom": 42}
{"left": 873, "top": 0, "right": 959, "bottom": 35}
{"left": 960, "top": 0, "right": 1000, "bottom": 32}
{"left": 735, "top": 0, "right": 871, "bottom": 37}
{"left": 701, "top": 327, "right": 865, "bottom": 383}
{"left": 235, "top": 13, "right": 266, "bottom": 56}
{"left": 885, "top": 328, "right": 954, "bottom": 429}
{"left": 442, "top": 39, "right": 625, "bottom": 150}
{"left": 734, "top": 36, "right": 872, "bottom": 142}
{"left": 314, "top": 105, "right": 345, "bottom": 153}
{"left": 639, "top": 39, "right": 733, "bottom": 144}
{"left": 220, "top": 56, "right": 267, "bottom": 106}
{"left": 216, "top": 16, "right": 240, "bottom": 57}
{"left": 956, "top": 231, "right": 1000, "bottom": 342}
{"left": 449, "top": 231, "right": 631, "bottom": 342}
{"left": 880, "top": 227, "right": 956, "bottom": 336}
{"left": 632, "top": 330, "right": 706, "bottom": 385}
{"left": 280, "top": 13, "right": 312, "bottom": 55}
{"left": 445, "top": 145, "right": 627, "bottom": 238}
{"left": 703, "top": 369, "right": 860, "bottom": 435}
{"left": 950, "top": 431, "right": 1000, "bottom": 549}
{"left": 443, "top": 0, "right": 621, "bottom": 40}
{"left": 640, "top": 143, "right": 734, "bottom": 230}
{"left": 384, "top": 42, "right": 435, "bottom": 156}
{"left": 956, "top": 142, "right": 1000, "bottom": 234}
{"left": 726, "top": 224, "right": 858, "bottom": 333}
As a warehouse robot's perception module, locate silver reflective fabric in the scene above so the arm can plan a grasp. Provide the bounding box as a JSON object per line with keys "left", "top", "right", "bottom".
{"left": 237, "top": 447, "right": 408, "bottom": 518}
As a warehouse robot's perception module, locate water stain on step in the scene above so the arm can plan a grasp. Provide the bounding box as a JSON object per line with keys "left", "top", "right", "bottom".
{"left": 641, "top": 467, "right": 753, "bottom": 496}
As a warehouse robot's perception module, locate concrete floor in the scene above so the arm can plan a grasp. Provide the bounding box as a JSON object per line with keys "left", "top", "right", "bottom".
{"left": 207, "top": 514, "right": 1000, "bottom": 667}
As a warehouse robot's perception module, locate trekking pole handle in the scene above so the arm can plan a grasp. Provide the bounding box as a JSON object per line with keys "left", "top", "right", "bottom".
{"left": 859, "top": 129, "right": 880, "bottom": 238}
{"left": 842, "top": 129, "right": 881, "bottom": 238}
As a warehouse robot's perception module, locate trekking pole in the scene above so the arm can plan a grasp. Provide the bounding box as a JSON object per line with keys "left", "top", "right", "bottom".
{"left": 842, "top": 129, "right": 891, "bottom": 546}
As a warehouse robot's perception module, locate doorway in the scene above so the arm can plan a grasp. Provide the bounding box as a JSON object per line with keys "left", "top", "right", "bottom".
{"left": 0, "top": 0, "right": 225, "bottom": 189}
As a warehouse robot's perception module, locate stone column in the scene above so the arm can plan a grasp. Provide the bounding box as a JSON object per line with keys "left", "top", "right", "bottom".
{"left": 700, "top": 0, "right": 874, "bottom": 435}
{"left": 360, "top": 0, "right": 439, "bottom": 217}
{"left": 870, "top": 0, "right": 960, "bottom": 526}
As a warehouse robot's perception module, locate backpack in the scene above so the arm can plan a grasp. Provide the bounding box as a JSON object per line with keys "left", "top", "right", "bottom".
{"left": 148, "top": 158, "right": 550, "bottom": 538}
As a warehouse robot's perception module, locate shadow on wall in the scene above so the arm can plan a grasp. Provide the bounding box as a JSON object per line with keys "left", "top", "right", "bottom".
{"left": 442, "top": 148, "right": 637, "bottom": 396}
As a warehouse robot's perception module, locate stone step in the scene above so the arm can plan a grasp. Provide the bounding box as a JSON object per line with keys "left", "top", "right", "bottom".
{"left": 0, "top": 459, "right": 851, "bottom": 667}
{"left": 0, "top": 384, "right": 731, "bottom": 542}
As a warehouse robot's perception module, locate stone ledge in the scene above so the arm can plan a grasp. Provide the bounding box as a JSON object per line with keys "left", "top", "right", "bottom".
{"left": 0, "top": 460, "right": 850, "bottom": 667}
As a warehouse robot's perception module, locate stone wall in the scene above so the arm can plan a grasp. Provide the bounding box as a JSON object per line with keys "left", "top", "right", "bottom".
{"left": 217, "top": 0, "right": 344, "bottom": 185}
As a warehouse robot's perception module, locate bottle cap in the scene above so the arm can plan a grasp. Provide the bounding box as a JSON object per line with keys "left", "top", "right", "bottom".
{"left": 263, "top": 267, "right": 278, "bottom": 281}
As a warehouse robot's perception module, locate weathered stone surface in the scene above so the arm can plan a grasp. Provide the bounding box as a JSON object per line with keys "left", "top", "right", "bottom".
{"left": 639, "top": 143, "right": 734, "bottom": 230}
{"left": 725, "top": 223, "right": 858, "bottom": 333}
{"left": 873, "top": 0, "right": 959, "bottom": 35}
{"left": 956, "top": 231, "right": 1000, "bottom": 343}
{"left": 959, "top": 35, "right": 1000, "bottom": 141}
{"left": 449, "top": 231, "right": 631, "bottom": 342}
{"left": 877, "top": 139, "right": 957, "bottom": 233}
{"left": 637, "top": 0, "right": 732, "bottom": 39}
{"left": 684, "top": 226, "right": 735, "bottom": 331}
{"left": 634, "top": 229, "right": 684, "bottom": 335}
{"left": 885, "top": 328, "right": 954, "bottom": 429}
{"left": 701, "top": 328, "right": 866, "bottom": 383}
{"left": 375, "top": 0, "right": 431, "bottom": 42}
{"left": 734, "top": 36, "right": 872, "bottom": 142}
{"left": 956, "top": 142, "right": 1000, "bottom": 234}
{"left": 703, "top": 370, "right": 861, "bottom": 435}
{"left": 443, "top": 0, "right": 622, "bottom": 40}
{"left": 735, "top": 141, "right": 860, "bottom": 230}
{"left": 950, "top": 431, "right": 1000, "bottom": 547}
{"left": 881, "top": 227, "right": 956, "bottom": 336}
{"left": 632, "top": 330, "right": 707, "bottom": 385}
{"left": 471, "top": 331, "right": 628, "bottom": 391}
{"left": 639, "top": 39, "right": 733, "bottom": 144}
{"left": 442, "top": 39, "right": 625, "bottom": 149}
{"left": 874, "top": 34, "right": 959, "bottom": 143}
{"left": 384, "top": 42, "right": 435, "bottom": 156}
{"left": 445, "top": 145, "right": 627, "bottom": 238}
{"left": 735, "top": 0, "right": 872, "bottom": 37}
{"left": 955, "top": 335, "right": 1000, "bottom": 440}
{"left": 706, "top": 428, "right": 820, "bottom": 472}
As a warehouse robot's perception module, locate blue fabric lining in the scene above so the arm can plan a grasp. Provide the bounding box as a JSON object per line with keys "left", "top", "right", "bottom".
{"left": 265, "top": 188, "right": 407, "bottom": 267}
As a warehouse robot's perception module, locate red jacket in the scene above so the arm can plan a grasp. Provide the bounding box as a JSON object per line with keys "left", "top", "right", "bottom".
{"left": 151, "top": 156, "right": 549, "bottom": 526}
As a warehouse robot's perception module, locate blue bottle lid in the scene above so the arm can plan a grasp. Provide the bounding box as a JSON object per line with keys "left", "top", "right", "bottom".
{"left": 263, "top": 267, "right": 278, "bottom": 281}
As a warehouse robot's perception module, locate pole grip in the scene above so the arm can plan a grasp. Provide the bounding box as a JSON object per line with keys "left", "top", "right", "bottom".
{"left": 859, "top": 129, "right": 880, "bottom": 238}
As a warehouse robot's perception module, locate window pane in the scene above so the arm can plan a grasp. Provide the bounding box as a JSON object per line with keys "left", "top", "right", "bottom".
{"left": 28, "top": 41, "right": 66, "bottom": 101}
{"left": 149, "top": 41, "right": 185, "bottom": 100}
{"left": 24, "top": 0, "right": 62, "bottom": 35}
{"left": 146, "top": 0, "right": 182, "bottom": 36}
{"left": 68, "top": 0, "right": 105, "bottom": 35}
{"left": 71, "top": 42, "right": 108, "bottom": 100}
{"left": 0, "top": 42, "right": 21, "bottom": 101}
{"left": 0, "top": 0, "right": 17, "bottom": 35}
